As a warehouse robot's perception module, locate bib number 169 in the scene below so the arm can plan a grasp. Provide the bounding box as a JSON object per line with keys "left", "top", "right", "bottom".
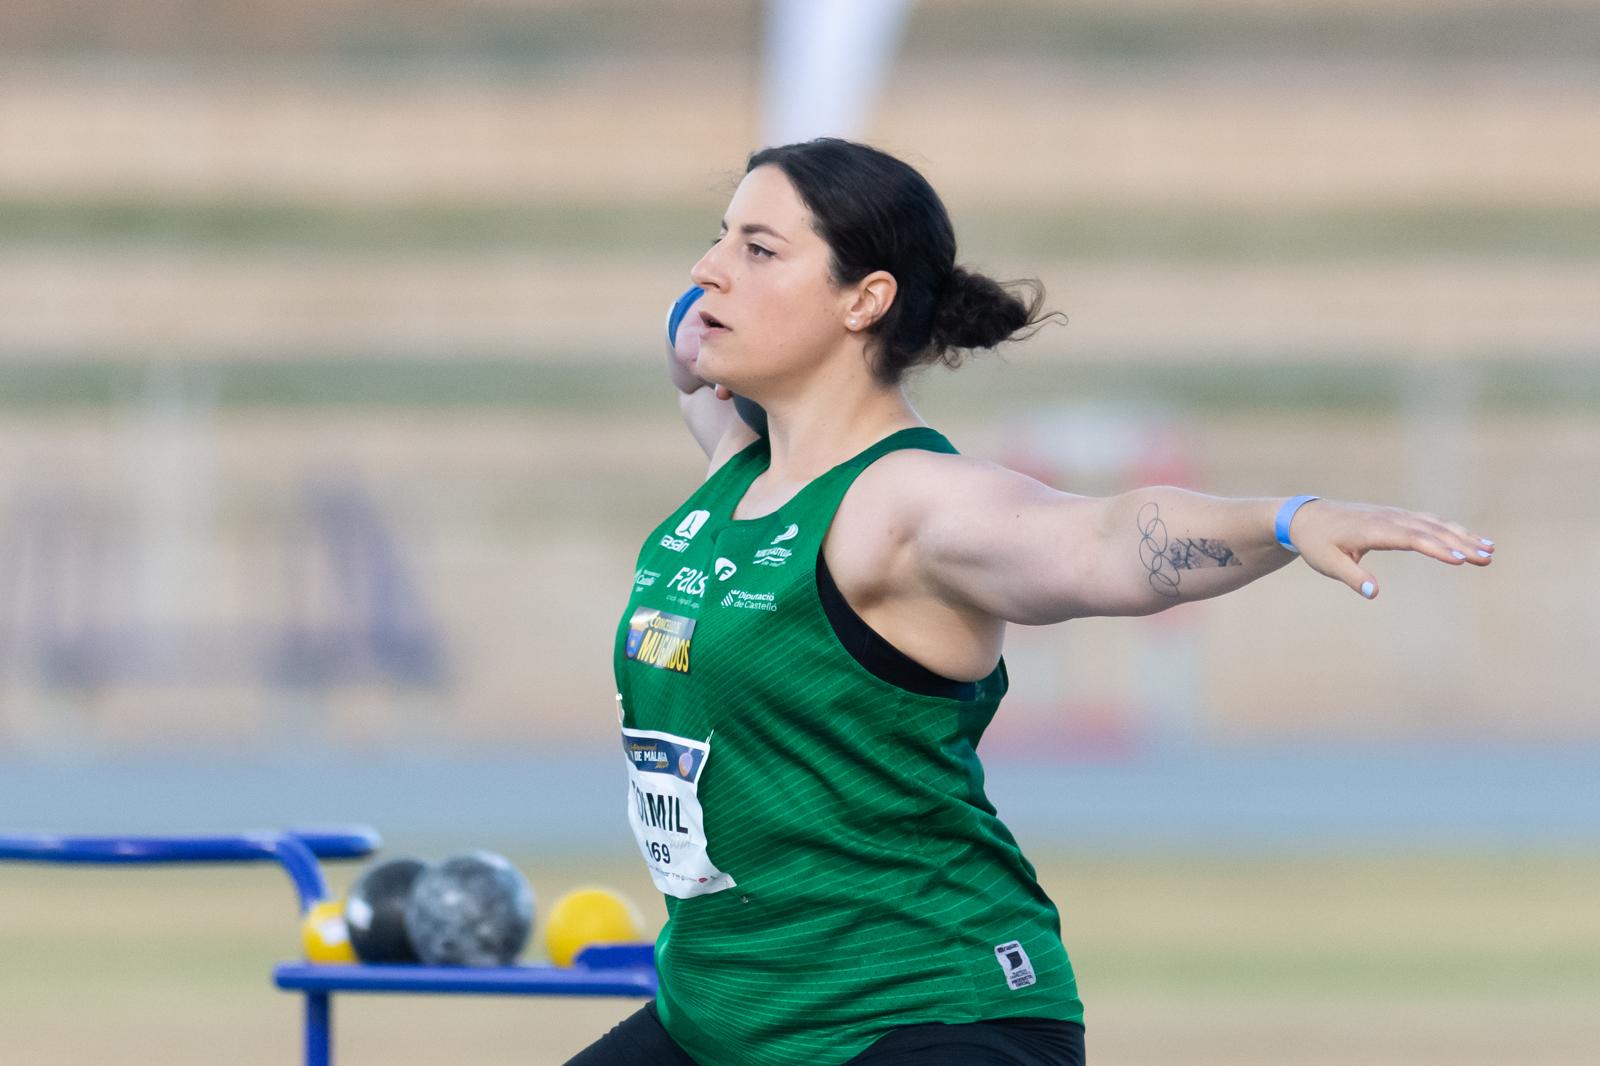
{"left": 648, "top": 841, "right": 672, "bottom": 864}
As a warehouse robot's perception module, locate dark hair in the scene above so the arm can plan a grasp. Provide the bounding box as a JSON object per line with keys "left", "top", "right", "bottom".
{"left": 746, "top": 138, "right": 1057, "bottom": 385}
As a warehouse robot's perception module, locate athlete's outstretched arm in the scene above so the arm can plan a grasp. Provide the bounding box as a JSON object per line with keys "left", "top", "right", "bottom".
{"left": 906, "top": 457, "right": 1495, "bottom": 624}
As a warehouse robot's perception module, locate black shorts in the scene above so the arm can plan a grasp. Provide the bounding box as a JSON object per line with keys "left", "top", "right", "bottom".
{"left": 564, "top": 1001, "right": 1085, "bottom": 1065}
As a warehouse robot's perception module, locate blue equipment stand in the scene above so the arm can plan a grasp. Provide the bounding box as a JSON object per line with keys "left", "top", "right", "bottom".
{"left": 0, "top": 828, "right": 657, "bottom": 1066}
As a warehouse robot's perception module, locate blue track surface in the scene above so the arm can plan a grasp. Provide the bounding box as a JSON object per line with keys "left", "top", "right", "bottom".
{"left": 3, "top": 748, "right": 1595, "bottom": 851}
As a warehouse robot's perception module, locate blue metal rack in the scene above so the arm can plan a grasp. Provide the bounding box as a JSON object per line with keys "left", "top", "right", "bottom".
{"left": 0, "top": 827, "right": 657, "bottom": 1066}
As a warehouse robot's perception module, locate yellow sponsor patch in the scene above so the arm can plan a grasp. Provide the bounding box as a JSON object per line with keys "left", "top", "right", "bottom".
{"left": 625, "top": 607, "right": 696, "bottom": 674}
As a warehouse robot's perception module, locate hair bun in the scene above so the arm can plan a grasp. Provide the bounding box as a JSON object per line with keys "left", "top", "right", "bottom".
{"left": 931, "top": 267, "right": 1047, "bottom": 356}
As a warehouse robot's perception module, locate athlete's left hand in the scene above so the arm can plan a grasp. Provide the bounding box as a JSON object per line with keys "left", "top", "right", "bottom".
{"left": 1287, "top": 499, "right": 1495, "bottom": 599}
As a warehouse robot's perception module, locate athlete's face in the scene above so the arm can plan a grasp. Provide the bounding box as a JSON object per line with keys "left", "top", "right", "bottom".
{"left": 687, "top": 166, "right": 856, "bottom": 396}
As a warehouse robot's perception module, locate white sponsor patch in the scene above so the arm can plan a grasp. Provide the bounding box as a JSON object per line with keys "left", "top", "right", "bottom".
{"left": 714, "top": 557, "right": 738, "bottom": 581}
{"left": 994, "top": 940, "right": 1037, "bottom": 990}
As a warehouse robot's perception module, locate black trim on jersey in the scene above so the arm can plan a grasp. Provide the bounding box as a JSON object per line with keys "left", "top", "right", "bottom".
{"left": 816, "top": 552, "right": 979, "bottom": 702}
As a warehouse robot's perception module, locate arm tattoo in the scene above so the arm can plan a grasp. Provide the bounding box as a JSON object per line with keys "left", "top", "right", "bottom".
{"left": 1137, "top": 502, "right": 1241, "bottom": 598}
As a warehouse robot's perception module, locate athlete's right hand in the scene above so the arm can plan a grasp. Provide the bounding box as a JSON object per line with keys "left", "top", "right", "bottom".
{"left": 666, "top": 310, "right": 713, "bottom": 395}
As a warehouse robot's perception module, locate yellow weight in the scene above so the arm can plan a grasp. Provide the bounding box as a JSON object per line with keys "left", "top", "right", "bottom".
{"left": 544, "top": 887, "right": 647, "bottom": 967}
{"left": 301, "top": 897, "right": 358, "bottom": 964}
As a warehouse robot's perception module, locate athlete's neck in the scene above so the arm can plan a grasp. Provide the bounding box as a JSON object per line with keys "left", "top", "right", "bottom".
{"left": 757, "top": 377, "right": 921, "bottom": 486}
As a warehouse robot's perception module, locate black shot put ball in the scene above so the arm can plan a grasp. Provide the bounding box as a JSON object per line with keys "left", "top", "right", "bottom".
{"left": 344, "top": 857, "right": 428, "bottom": 963}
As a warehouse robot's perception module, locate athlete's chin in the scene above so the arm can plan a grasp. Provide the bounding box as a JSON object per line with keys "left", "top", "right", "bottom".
{"left": 695, "top": 344, "right": 746, "bottom": 392}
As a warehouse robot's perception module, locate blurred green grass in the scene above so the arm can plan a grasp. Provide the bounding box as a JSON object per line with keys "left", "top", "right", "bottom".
{"left": 2, "top": 852, "right": 1597, "bottom": 1065}
{"left": 6, "top": 852, "right": 1599, "bottom": 999}
{"left": 0, "top": 356, "right": 1593, "bottom": 413}
{"left": 7, "top": 200, "right": 1600, "bottom": 260}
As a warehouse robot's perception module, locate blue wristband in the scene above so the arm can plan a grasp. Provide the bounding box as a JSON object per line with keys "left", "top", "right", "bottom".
{"left": 1274, "top": 495, "right": 1320, "bottom": 554}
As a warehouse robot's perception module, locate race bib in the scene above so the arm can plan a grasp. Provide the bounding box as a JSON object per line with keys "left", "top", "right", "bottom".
{"left": 622, "top": 726, "right": 736, "bottom": 899}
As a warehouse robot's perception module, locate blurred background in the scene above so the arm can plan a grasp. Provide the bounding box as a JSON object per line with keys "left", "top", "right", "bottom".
{"left": 0, "top": 1, "right": 1596, "bottom": 1063}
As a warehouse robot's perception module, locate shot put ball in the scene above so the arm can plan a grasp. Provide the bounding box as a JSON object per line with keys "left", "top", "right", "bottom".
{"left": 344, "top": 856, "right": 427, "bottom": 963}
{"left": 545, "top": 886, "right": 648, "bottom": 967}
{"left": 404, "top": 851, "right": 534, "bottom": 967}
{"left": 301, "top": 897, "right": 357, "bottom": 964}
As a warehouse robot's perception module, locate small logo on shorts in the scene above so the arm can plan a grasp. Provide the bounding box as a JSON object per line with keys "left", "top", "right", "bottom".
{"left": 994, "top": 940, "right": 1036, "bottom": 990}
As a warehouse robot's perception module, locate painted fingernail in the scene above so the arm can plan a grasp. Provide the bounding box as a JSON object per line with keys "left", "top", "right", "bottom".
{"left": 1477, "top": 549, "right": 1491, "bottom": 558}
{"left": 1451, "top": 550, "right": 1466, "bottom": 560}
{"left": 1479, "top": 538, "right": 1494, "bottom": 546}
{"left": 1360, "top": 581, "right": 1375, "bottom": 598}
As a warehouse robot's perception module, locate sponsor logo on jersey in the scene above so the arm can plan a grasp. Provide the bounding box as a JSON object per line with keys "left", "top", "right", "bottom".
{"left": 993, "top": 940, "right": 1037, "bottom": 990}
{"left": 753, "top": 524, "right": 798, "bottom": 567}
{"left": 659, "top": 509, "right": 711, "bottom": 553}
{"left": 625, "top": 607, "right": 696, "bottom": 673}
{"left": 714, "top": 557, "right": 737, "bottom": 581}
{"left": 676, "top": 510, "right": 711, "bottom": 539}
{"left": 633, "top": 568, "right": 661, "bottom": 589}
{"left": 720, "top": 588, "right": 777, "bottom": 612}
{"left": 666, "top": 566, "right": 707, "bottom": 598}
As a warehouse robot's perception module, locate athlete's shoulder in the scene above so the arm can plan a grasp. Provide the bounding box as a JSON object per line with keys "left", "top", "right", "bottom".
{"left": 832, "top": 445, "right": 1026, "bottom": 609}
{"left": 854, "top": 446, "right": 1014, "bottom": 520}
{"left": 850, "top": 444, "right": 1060, "bottom": 556}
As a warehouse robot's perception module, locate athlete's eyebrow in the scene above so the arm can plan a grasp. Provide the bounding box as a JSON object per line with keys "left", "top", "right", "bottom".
{"left": 718, "top": 220, "right": 790, "bottom": 244}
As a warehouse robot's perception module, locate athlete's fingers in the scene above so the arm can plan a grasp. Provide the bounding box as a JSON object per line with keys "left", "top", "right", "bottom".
{"left": 1351, "top": 515, "right": 1473, "bottom": 565}
{"left": 1412, "top": 530, "right": 1470, "bottom": 565}
{"left": 1403, "top": 510, "right": 1495, "bottom": 563}
{"left": 1404, "top": 516, "right": 1494, "bottom": 565}
{"left": 1305, "top": 544, "right": 1379, "bottom": 599}
{"left": 1347, "top": 519, "right": 1438, "bottom": 557}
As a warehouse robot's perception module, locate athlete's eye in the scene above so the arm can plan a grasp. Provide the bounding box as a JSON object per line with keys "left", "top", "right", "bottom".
{"left": 748, "top": 243, "right": 774, "bottom": 259}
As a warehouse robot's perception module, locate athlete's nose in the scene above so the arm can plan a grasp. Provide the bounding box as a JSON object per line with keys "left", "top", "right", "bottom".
{"left": 690, "top": 240, "right": 728, "bottom": 293}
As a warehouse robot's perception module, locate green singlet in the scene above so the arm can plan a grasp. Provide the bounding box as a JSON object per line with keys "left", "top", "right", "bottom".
{"left": 614, "top": 427, "right": 1082, "bottom": 1066}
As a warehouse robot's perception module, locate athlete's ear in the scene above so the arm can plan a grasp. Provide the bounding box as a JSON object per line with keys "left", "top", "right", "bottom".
{"left": 844, "top": 271, "right": 896, "bottom": 333}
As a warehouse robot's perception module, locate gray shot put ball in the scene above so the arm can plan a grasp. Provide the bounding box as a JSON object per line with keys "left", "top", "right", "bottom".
{"left": 403, "top": 851, "right": 535, "bottom": 966}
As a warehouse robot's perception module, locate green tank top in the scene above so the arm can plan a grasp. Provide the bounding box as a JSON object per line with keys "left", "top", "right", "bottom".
{"left": 613, "top": 427, "right": 1082, "bottom": 1066}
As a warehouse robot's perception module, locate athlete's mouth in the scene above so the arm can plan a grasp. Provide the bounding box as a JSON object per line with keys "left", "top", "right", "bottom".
{"left": 699, "top": 310, "right": 730, "bottom": 332}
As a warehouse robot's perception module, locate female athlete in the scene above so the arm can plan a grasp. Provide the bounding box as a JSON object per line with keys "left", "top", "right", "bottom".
{"left": 571, "top": 138, "right": 1494, "bottom": 1066}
